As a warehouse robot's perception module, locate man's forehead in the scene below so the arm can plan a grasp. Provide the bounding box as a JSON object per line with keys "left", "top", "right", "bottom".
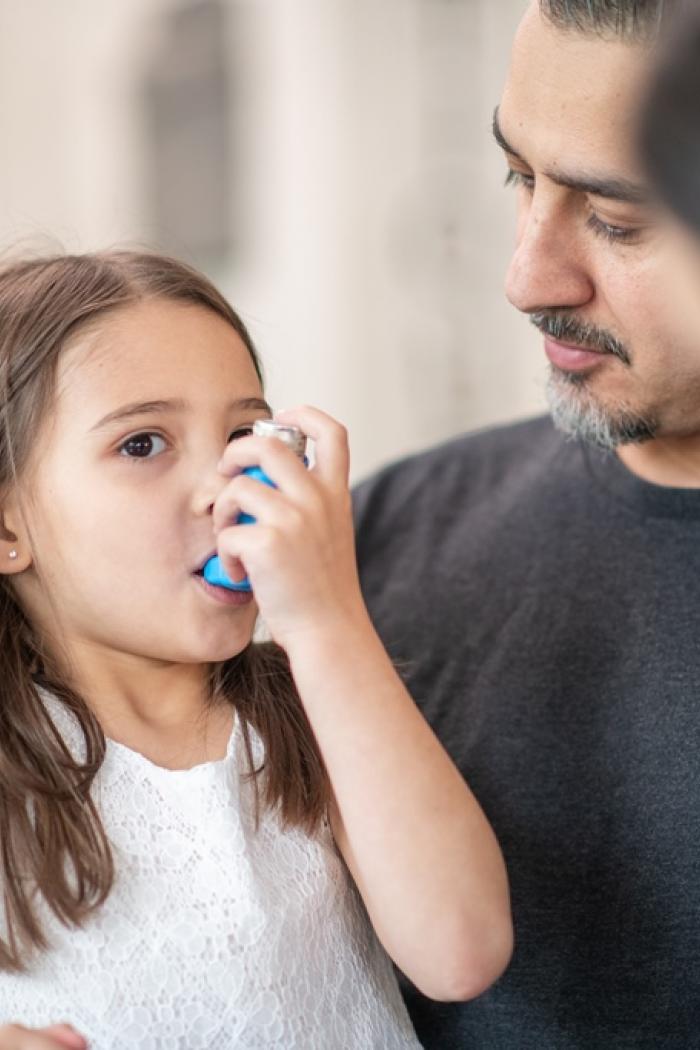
{"left": 500, "top": 2, "right": 654, "bottom": 179}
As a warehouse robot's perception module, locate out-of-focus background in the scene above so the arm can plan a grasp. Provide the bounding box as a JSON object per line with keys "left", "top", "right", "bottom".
{"left": 0, "top": 0, "right": 544, "bottom": 481}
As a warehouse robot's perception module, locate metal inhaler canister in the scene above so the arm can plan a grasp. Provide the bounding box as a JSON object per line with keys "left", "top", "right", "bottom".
{"left": 203, "top": 420, "right": 307, "bottom": 592}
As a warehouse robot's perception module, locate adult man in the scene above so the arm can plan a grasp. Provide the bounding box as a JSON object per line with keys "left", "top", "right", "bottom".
{"left": 354, "top": 2, "right": 699, "bottom": 1047}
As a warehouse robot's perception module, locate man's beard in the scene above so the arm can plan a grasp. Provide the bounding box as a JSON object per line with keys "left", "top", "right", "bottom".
{"left": 531, "top": 310, "right": 659, "bottom": 451}
{"left": 545, "top": 369, "right": 658, "bottom": 451}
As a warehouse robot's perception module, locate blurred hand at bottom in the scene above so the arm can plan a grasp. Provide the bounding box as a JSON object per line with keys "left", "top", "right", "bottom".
{"left": 0, "top": 1024, "right": 87, "bottom": 1049}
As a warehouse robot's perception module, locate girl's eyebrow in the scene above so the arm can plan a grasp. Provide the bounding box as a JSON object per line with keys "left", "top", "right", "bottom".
{"left": 89, "top": 396, "right": 272, "bottom": 433}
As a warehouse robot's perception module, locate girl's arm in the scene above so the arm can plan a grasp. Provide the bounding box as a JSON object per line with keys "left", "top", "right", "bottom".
{"left": 214, "top": 406, "right": 513, "bottom": 1002}
{"left": 287, "top": 618, "right": 512, "bottom": 1003}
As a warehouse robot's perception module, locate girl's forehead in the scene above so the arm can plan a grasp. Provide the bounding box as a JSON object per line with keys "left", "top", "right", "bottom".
{"left": 55, "top": 300, "right": 262, "bottom": 425}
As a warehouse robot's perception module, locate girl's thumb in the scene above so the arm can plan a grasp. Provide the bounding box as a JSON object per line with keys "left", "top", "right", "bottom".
{"left": 39, "top": 1026, "right": 88, "bottom": 1049}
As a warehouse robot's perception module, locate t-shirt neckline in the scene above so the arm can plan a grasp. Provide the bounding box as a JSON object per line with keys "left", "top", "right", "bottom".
{"left": 582, "top": 440, "right": 700, "bottom": 521}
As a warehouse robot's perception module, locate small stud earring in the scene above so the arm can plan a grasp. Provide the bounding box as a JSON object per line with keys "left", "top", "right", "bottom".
{"left": 8, "top": 550, "right": 18, "bottom": 560}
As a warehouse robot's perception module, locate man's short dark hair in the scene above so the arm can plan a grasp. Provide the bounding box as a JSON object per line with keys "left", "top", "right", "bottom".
{"left": 541, "top": 0, "right": 670, "bottom": 40}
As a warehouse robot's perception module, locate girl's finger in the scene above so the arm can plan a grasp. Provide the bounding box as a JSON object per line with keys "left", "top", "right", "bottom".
{"left": 39, "top": 1027, "right": 87, "bottom": 1050}
{"left": 216, "top": 505, "right": 309, "bottom": 576}
{"left": 213, "top": 474, "right": 318, "bottom": 536}
{"left": 275, "top": 406, "right": 350, "bottom": 486}
{"left": 218, "top": 434, "right": 317, "bottom": 506}
{"left": 216, "top": 523, "right": 277, "bottom": 580}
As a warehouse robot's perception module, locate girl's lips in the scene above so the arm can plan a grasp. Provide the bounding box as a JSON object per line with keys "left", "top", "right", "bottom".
{"left": 193, "top": 551, "right": 217, "bottom": 574}
{"left": 544, "top": 336, "right": 611, "bottom": 373}
{"left": 192, "top": 572, "right": 254, "bottom": 607}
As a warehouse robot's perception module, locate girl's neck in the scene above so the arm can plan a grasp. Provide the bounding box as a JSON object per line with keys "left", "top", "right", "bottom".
{"left": 104, "top": 702, "right": 234, "bottom": 771}
{"left": 64, "top": 649, "right": 228, "bottom": 770}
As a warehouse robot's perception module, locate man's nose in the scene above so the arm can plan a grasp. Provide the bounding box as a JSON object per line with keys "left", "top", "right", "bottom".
{"left": 505, "top": 193, "right": 594, "bottom": 315}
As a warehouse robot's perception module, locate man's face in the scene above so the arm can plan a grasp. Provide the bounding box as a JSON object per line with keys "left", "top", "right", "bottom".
{"left": 497, "top": 2, "right": 700, "bottom": 449}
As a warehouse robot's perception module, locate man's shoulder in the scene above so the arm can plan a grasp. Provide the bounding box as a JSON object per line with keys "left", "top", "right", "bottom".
{"left": 423, "top": 412, "right": 561, "bottom": 470}
{"left": 353, "top": 414, "right": 569, "bottom": 518}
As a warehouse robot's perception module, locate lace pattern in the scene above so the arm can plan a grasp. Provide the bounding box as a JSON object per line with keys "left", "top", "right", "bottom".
{"left": 0, "top": 693, "right": 420, "bottom": 1049}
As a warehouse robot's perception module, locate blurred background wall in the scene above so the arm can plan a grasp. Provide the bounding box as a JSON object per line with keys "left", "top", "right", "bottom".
{"left": 0, "top": 0, "right": 544, "bottom": 481}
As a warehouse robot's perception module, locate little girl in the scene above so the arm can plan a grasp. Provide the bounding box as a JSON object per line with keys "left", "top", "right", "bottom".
{"left": 0, "top": 251, "right": 512, "bottom": 1049}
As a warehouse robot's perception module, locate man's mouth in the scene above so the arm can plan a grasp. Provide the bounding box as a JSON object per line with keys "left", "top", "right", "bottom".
{"left": 530, "top": 311, "right": 631, "bottom": 367}
{"left": 544, "top": 336, "right": 611, "bottom": 374}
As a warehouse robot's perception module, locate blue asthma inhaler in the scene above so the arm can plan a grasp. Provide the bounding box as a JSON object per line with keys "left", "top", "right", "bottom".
{"left": 203, "top": 420, "right": 307, "bottom": 592}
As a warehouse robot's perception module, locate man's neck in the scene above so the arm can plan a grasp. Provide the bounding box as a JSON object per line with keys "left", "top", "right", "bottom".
{"left": 617, "top": 435, "right": 700, "bottom": 489}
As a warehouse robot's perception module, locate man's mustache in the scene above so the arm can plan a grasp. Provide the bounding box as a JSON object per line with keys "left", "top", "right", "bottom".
{"left": 530, "top": 311, "right": 631, "bottom": 366}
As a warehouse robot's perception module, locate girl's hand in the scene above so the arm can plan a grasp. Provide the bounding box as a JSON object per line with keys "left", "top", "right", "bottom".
{"left": 0, "top": 1024, "right": 87, "bottom": 1049}
{"left": 213, "top": 406, "right": 368, "bottom": 651}
{"left": 216, "top": 408, "right": 513, "bottom": 1000}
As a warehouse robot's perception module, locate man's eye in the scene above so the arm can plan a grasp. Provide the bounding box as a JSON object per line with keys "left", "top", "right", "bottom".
{"left": 586, "top": 212, "right": 642, "bottom": 245}
{"left": 505, "top": 169, "right": 534, "bottom": 191}
{"left": 118, "top": 432, "right": 167, "bottom": 459}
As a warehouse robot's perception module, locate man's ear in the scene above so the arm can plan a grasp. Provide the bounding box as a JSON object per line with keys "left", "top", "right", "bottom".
{"left": 0, "top": 496, "right": 32, "bottom": 576}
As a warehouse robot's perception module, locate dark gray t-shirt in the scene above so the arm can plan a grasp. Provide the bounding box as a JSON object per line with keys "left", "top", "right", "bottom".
{"left": 353, "top": 416, "right": 700, "bottom": 1050}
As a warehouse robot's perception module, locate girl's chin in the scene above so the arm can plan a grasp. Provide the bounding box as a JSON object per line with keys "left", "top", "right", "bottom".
{"left": 196, "top": 627, "right": 257, "bottom": 663}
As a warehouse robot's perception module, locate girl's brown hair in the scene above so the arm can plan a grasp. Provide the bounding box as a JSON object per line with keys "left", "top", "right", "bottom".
{"left": 0, "top": 250, "right": 330, "bottom": 972}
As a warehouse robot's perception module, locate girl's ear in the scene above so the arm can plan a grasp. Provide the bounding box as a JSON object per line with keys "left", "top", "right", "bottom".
{"left": 0, "top": 497, "right": 32, "bottom": 575}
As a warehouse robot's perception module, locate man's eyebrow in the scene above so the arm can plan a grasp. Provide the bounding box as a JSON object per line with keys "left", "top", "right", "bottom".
{"left": 545, "top": 170, "right": 650, "bottom": 205}
{"left": 492, "top": 106, "right": 523, "bottom": 161}
{"left": 492, "top": 105, "right": 650, "bottom": 205}
{"left": 89, "top": 396, "right": 272, "bottom": 432}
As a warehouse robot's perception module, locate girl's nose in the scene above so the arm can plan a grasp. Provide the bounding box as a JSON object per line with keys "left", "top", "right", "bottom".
{"left": 191, "top": 463, "right": 228, "bottom": 517}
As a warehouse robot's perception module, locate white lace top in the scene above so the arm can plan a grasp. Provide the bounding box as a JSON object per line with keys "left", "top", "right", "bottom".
{"left": 0, "top": 693, "right": 421, "bottom": 1049}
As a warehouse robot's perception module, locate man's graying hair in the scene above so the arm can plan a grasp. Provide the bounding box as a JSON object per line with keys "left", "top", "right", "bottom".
{"left": 541, "top": 0, "right": 672, "bottom": 40}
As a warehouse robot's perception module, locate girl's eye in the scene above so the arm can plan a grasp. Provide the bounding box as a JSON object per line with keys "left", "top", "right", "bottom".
{"left": 586, "top": 212, "right": 642, "bottom": 245}
{"left": 118, "top": 432, "right": 167, "bottom": 460}
{"left": 505, "top": 168, "right": 534, "bottom": 192}
{"left": 117, "top": 424, "right": 259, "bottom": 461}
{"left": 228, "top": 426, "right": 254, "bottom": 441}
